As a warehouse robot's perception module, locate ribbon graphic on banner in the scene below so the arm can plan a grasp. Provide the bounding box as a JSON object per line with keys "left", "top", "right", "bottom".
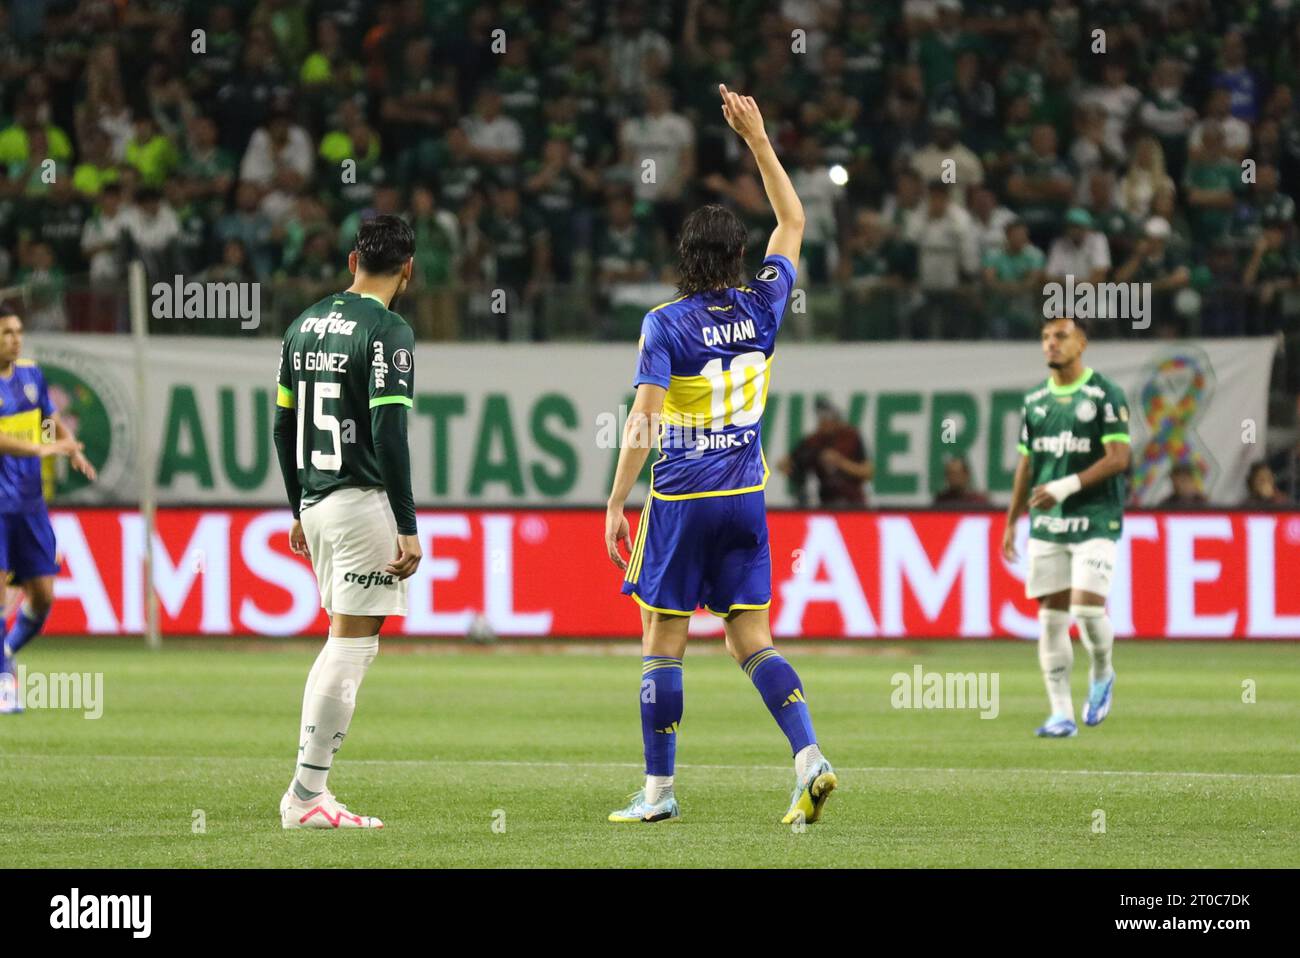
{"left": 1132, "top": 352, "right": 1215, "bottom": 503}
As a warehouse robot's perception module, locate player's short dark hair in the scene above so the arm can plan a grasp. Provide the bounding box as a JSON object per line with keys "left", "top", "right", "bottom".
{"left": 0, "top": 301, "right": 20, "bottom": 321}
{"left": 676, "top": 204, "right": 745, "bottom": 296}
{"left": 1042, "top": 314, "right": 1089, "bottom": 336}
{"left": 353, "top": 214, "right": 415, "bottom": 275}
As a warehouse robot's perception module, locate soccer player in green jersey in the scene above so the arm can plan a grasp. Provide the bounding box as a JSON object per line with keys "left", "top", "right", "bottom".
{"left": 1002, "top": 315, "right": 1131, "bottom": 737}
{"left": 272, "top": 215, "right": 423, "bottom": 828}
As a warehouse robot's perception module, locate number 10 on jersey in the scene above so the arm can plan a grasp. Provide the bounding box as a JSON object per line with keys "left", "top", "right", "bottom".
{"left": 701, "top": 351, "right": 767, "bottom": 428}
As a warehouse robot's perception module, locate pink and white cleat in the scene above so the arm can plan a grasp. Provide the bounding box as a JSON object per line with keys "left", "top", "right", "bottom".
{"left": 280, "top": 789, "right": 384, "bottom": 830}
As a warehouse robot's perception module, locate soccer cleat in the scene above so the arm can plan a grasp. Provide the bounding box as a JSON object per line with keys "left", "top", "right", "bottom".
{"left": 280, "top": 789, "right": 383, "bottom": 829}
{"left": 0, "top": 653, "right": 20, "bottom": 715}
{"left": 1082, "top": 672, "right": 1115, "bottom": 727}
{"left": 1035, "top": 714, "right": 1078, "bottom": 737}
{"left": 781, "top": 759, "right": 838, "bottom": 825}
{"left": 607, "top": 788, "right": 680, "bottom": 823}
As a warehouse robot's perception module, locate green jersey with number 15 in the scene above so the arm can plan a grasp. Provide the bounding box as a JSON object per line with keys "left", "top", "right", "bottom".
{"left": 1018, "top": 367, "right": 1131, "bottom": 543}
{"left": 276, "top": 290, "right": 415, "bottom": 509}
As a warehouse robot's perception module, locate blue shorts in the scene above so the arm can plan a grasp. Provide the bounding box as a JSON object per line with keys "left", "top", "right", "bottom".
{"left": 0, "top": 507, "right": 60, "bottom": 584}
{"left": 621, "top": 490, "right": 772, "bottom": 617}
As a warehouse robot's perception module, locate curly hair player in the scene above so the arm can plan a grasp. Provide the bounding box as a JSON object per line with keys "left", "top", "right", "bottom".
{"left": 603, "top": 86, "right": 836, "bottom": 825}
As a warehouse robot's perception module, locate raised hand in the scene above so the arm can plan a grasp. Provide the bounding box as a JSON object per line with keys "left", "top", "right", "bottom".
{"left": 719, "top": 84, "right": 767, "bottom": 144}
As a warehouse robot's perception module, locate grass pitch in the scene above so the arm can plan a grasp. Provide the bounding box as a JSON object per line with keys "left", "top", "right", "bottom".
{"left": 1, "top": 638, "right": 1297, "bottom": 868}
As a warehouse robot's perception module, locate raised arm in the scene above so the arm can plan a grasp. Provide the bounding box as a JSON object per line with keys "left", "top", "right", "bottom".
{"left": 719, "top": 84, "right": 804, "bottom": 265}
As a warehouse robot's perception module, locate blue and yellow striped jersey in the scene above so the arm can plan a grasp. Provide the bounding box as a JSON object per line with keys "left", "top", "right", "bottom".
{"left": 0, "top": 359, "right": 54, "bottom": 513}
{"left": 633, "top": 254, "right": 795, "bottom": 498}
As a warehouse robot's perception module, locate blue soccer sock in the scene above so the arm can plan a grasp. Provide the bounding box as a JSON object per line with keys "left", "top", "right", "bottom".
{"left": 741, "top": 647, "right": 817, "bottom": 757}
{"left": 3, "top": 603, "right": 48, "bottom": 658}
{"left": 640, "top": 656, "right": 684, "bottom": 780}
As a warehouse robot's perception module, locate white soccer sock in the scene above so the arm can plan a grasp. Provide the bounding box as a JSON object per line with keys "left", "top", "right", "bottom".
{"left": 794, "top": 743, "right": 824, "bottom": 781}
{"left": 1038, "top": 608, "right": 1074, "bottom": 719}
{"left": 294, "top": 633, "right": 378, "bottom": 796}
{"left": 645, "top": 775, "right": 674, "bottom": 804}
{"left": 295, "top": 643, "right": 330, "bottom": 760}
{"left": 1071, "top": 605, "right": 1114, "bottom": 683}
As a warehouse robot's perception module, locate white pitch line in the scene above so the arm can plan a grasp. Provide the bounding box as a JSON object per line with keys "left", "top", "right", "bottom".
{"left": 401, "top": 758, "right": 1300, "bottom": 781}
{"left": 1, "top": 753, "right": 1296, "bottom": 781}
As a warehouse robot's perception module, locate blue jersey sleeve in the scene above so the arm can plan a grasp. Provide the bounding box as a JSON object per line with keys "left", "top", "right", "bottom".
{"left": 633, "top": 311, "right": 672, "bottom": 389}
{"left": 746, "top": 254, "right": 796, "bottom": 329}
{"left": 37, "top": 369, "right": 54, "bottom": 417}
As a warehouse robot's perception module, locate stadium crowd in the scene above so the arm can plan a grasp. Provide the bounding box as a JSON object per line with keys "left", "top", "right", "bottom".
{"left": 0, "top": 0, "right": 1297, "bottom": 348}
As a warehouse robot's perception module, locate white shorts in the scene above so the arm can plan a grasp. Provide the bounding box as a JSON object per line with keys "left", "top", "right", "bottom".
{"left": 1025, "top": 537, "right": 1117, "bottom": 600}
{"left": 300, "top": 486, "right": 408, "bottom": 617}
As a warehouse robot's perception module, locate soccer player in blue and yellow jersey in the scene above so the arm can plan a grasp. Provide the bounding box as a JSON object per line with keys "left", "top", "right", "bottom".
{"left": 0, "top": 305, "right": 97, "bottom": 713}
{"left": 604, "top": 87, "right": 836, "bottom": 824}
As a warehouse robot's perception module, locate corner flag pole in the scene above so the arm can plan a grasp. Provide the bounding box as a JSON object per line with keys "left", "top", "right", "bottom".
{"left": 128, "top": 261, "right": 160, "bottom": 650}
